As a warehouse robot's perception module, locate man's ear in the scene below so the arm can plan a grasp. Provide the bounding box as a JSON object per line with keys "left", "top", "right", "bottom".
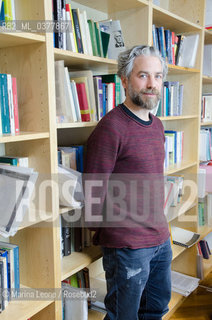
{"left": 121, "top": 76, "right": 128, "bottom": 89}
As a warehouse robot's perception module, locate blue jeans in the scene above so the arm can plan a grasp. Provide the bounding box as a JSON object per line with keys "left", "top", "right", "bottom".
{"left": 102, "top": 238, "right": 172, "bottom": 320}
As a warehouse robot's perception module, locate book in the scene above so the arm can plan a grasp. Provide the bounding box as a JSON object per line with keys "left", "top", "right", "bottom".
{"left": 87, "top": 19, "right": 98, "bottom": 56}
{"left": 0, "top": 73, "right": 11, "bottom": 134}
{"left": 199, "top": 239, "right": 211, "bottom": 259}
{"left": 65, "top": 4, "right": 77, "bottom": 52}
{"left": 170, "top": 226, "right": 200, "bottom": 248}
{"left": 12, "top": 77, "right": 19, "bottom": 134}
{"left": 69, "top": 70, "right": 97, "bottom": 121}
{"left": 176, "top": 33, "right": 199, "bottom": 68}
{"left": 99, "top": 19, "right": 125, "bottom": 60}
{"left": 74, "top": 83, "right": 90, "bottom": 122}
{"left": 93, "top": 76, "right": 103, "bottom": 120}
{"left": 72, "top": 8, "right": 84, "bottom": 54}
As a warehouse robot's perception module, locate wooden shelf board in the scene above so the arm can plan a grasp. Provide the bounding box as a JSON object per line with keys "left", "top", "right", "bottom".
{"left": 202, "top": 75, "right": 212, "bottom": 84}
{"left": 168, "top": 64, "right": 200, "bottom": 74}
{"left": 198, "top": 225, "right": 212, "bottom": 240}
{"left": 204, "top": 29, "right": 212, "bottom": 44}
{"left": 88, "top": 309, "right": 105, "bottom": 320}
{"left": 166, "top": 201, "right": 197, "bottom": 223}
{"left": 201, "top": 121, "right": 212, "bottom": 126}
{"left": 0, "top": 132, "right": 50, "bottom": 143}
{"left": 61, "top": 246, "right": 102, "bottom": 281}
{"left": 163, "top": 292, "right": 185, "bottom": 319}
{"left": 70, "top": 0, "right": 148, "bottom": 14}
{"left": 57, "top": 121, "right": 98, "bottom": 129}
{"left": 172, "top": 244, "right": 187, "bottom": 260}
{"left": 0, "top": 299, "right": 53, "bottom": 320}
{"left": 160, "top": 115, "right": 199, "bottom": 121}
{"left": 165, "top": 161, "right": 198, "bottom": 175}
{"left": 54, "top": 48, "right": 117, "bottom": 71}
{"left": 203, "top": 256, "right": 212, "bottom": 279}
{"left": 18, "top": 210, "right": 53, "bottom": 230}
{"left": 153, "top": 5, "right": 202, "bottom": 33}
{"left": 0, "top": 32, "right": 45, "bottom": 48}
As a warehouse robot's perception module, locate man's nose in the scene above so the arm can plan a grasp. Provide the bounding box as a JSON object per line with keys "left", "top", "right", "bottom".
{"left": 147, "top": 75, "right": 156, "bottom": 88}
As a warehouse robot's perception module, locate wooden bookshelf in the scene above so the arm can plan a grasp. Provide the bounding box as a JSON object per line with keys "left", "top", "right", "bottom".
{"left": 0, "top": 0, "right": 210, "bottom": 319}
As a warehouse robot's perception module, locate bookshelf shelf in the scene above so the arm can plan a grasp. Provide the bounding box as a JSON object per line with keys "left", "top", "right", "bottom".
{"left": 160, "top": 115, "right": 199, "bottom": 121}
{"left": 201, "top": 121, "right": 212, "bottom": 126}
{"left": 172, "top": 244, "right": 187, "bottom": 260}
{"left": 72, "top": 0, "right": 148, "bottom": 14}
{"left": 0, "top": 0, "right": 208, "bottom": 319}
{"left": 0, "top": 33, "right": 45, "bottom": 48}
{"left": 152, "top": 6, "right": 202, "bottom": 33}
{"left": 168, "top": 65, "right": 200, "bottom": 74}
{"left": 61, "top": 246, "right": 102, "bottom": 281}
{"left": 203, "top": 256, "right": 212, "bottom": 278}
{"left": 0, "top": 132, "right": 50, "bottom": 143}
{"left": 57, "top": 121, "right": 98, "bottom": 129}
{"left": 88, "top": 309, "right": 105, "bottom": 320}
{"left": 202, "top": 75, "right": 212, "bottom": 84}
{"left": 165, "top": 161, "right": 198, "bottom": 175}
{"left": 54, "top": 48, "right": 117, "bottom": 71}
{"left": 0, "top": 299, "right": 53, "bottom": 320}
{"left": 163, "top": 292, "right": 185, "bottom": 320}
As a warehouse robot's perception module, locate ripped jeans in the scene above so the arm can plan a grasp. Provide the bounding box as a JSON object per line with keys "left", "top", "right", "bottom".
{"left": 102, "top": 238, "right": 172, "bottom": 320}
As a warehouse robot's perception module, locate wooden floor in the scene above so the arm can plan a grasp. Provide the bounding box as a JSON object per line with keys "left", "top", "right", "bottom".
{"left": 170, "top": 271, "right": 212, "bottom": 320}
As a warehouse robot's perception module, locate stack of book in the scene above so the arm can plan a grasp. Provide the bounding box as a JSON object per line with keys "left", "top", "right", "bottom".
{"left": 0, "top": 0, "right": 16, "bottom": 24}
{"left": 55, "top": 60, "right": 125, "bottom": 123}
{"left": 199, "top": 128, "right": 212, "bottom": 162}
{"left": 0, "top": 73, "right": 19, "bottom": 135}
{"left": 0, "top": 241, "right": 19, "bottom": 312}
{"left": 52, "top": 1, "right": 125, "bottom": 60}
{"left": 164, "top": 130, "right": 184, "bottom": 169}
{"left": 201, "top": 94, "right": 212, "bottom": 123}
{"left": 171, "top": 271, "right": 200, "bottom": 296}
{"left": 152, "top": 24, "right": 199, "bottom": 68}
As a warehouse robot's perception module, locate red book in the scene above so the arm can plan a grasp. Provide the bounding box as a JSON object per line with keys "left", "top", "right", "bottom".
{"left": 76, "top": 82, "right": 91, "bottom": 121}
{"left": 12, "top": 77, "right": 19, "bottom": 134}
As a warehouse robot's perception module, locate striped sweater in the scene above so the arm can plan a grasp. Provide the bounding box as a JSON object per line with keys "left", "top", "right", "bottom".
{"left": 84, "top": 104, "right": 169, "bottom": 248}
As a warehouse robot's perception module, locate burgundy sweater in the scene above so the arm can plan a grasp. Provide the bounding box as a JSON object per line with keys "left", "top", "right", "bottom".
{"left": 84, "top": 104, "right": 170, "bottom": 248}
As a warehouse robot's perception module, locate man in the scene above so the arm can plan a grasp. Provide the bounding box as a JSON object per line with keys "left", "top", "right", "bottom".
{"left": 84, "top": 45, "right": 172, "bottom": 320}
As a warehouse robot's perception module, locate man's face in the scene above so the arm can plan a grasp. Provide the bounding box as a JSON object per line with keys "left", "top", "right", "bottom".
{"left": 123, "top": 55, "right": 163, "bottom": 110}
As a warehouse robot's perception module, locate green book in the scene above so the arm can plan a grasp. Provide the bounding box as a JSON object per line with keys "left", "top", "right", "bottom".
{"left": 87, "top": 19, "right": 98, "bottom": 56}
{"left": 94, "top": 21, "right": 104, "bottom": 57}
{"left": 100, "top": 30, "right": 110, "bottom": 58}
{"left": 0, "top": 156, "right": 18, "bottom": 166}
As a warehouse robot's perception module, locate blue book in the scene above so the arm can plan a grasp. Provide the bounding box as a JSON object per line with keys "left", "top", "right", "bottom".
{"left": 102, "top": 82, "right": 107, "bottom": 116}
{"left": 0, "top": 242, "right": 20, "bottom": 293}
{"left": 0, "top": 1, "right": 5, "bottom": 24}
{"left": 0, "top": 250, "right": 9, "bottom": 295}
{"left": 0, "top": 74, "right": 11, "bottom": 134}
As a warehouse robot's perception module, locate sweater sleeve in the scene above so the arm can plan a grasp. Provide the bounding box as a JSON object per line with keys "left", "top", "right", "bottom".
{"left": 83, "top": 117, "right": 121, "bottom": 230}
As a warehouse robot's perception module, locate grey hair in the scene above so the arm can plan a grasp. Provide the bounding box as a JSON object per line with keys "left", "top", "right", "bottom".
{"left": 117, "top": 45, "right": 168, "bottom": 80}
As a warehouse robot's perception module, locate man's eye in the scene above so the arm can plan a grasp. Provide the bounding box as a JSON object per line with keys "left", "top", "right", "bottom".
{"left": 140, "top": 74, "right": 147, "bottom": 78}
{"left": 155, "top": 74, "right": 162, "bottom": 79}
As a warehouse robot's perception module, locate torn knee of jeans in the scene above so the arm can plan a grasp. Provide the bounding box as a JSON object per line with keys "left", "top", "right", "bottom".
{"left": 125, "top": 267, "right": 142, "bottom": 279}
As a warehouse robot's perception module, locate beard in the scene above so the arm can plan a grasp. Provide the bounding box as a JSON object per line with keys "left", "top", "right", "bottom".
{"left": 128, "top": 83, "right": 161, "bottom": 110}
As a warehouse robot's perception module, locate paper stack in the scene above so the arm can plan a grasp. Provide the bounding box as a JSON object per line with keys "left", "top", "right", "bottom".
{"left": 171, "top": 271, "right": 200, "bottom": 296}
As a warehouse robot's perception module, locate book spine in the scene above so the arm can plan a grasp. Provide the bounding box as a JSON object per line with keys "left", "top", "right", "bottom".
{"left": 7, "top": 74, "right": 15, "bottom": 135}
{"left": 87, "top": 19, "right": 98, "bottom": 56}
{"left": 0, "top": 74, "right": 11, "bottom": 134}
{"left": 72, "top": 9, "right": 84, "bottom": 54}
{"left": 76, "top": 82, "right": 91, "bottom": 121}
{"left": 12, "top": 77, "right": 19, "bottom": 134}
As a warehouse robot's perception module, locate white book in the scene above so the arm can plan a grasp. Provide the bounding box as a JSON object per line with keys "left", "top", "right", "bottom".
{"left": 203, "top": 44, "right": 212, "bottom": 77}
{"left": 66, "top": 11, "right": 76, "bottom": 52}
{"left": 70, "top": 80, "right": 81, "bottom": 122}
{"left": 82, "top": 10, "right": 93, "bottom": 56}
{"left": 69, "top": 70, "right": 97, "bottom": 121}
{"left": 79, "top": 11, "right": 88, "bottom": 55}
{"left": 99, "top": 20, "right": 125, "bottom": 60}
{"left": 177, "top": 33, "right": 199, "bottom": 68}
{"left": 7, "top": 74, "right": 15, "bottom": 135}
{"left": 171, "top": 271, "right": 200, "bottom": 296}
{"left": 107, "top": 83, "right": 114, "bottom": 112}
{"left": 171, "top": 226, "right": 200, "bottom": 248}
{"left": 64, "top": 67, "right": 77, "bottom": 122}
